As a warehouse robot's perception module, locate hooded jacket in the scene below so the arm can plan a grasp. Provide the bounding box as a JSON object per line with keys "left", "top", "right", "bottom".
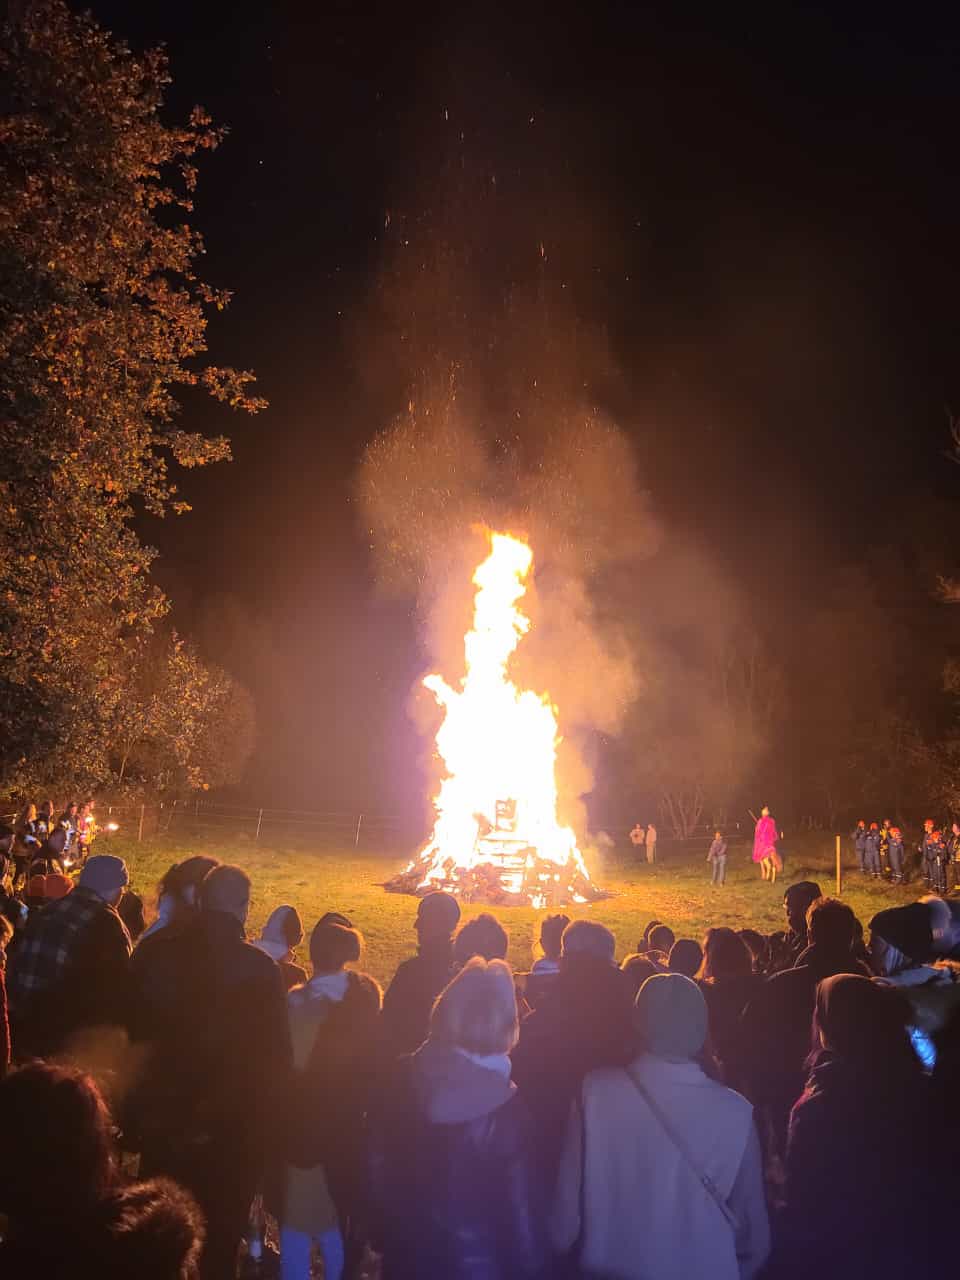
{"left": 372, "top": 1038, "right": 548, "bottom": 1280}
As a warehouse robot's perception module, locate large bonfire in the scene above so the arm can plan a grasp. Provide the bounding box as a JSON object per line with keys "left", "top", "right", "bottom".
{"left": 387, "top": 530, "right": 602, "bottom": 907}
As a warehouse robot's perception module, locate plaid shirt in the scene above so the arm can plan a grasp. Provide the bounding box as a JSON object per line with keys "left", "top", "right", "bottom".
{"left": 7, "top": 885, "right": 131, "bottom": 1015}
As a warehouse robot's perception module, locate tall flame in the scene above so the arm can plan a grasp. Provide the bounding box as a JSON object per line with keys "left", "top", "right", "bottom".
{"left": 409, "top": 530, "right": 592, "bottom": 904}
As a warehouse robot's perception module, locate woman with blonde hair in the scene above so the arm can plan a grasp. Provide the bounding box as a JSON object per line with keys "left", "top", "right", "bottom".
{"left": 373, "top": 957, "right": 547, "bottom": 1280}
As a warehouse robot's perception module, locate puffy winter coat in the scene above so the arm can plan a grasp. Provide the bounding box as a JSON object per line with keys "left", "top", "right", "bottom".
{"left": 371, "top": 1039, "right": 548, "bottom": 1280}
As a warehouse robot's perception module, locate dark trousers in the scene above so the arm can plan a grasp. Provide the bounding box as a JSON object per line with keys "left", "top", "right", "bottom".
{"left": 141, "top": 1137, "right": 260, "bottom": 1280}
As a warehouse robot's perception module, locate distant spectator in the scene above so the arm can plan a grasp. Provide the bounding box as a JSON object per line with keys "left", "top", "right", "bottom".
{"left": 454, "top": 911, "right": 509, "bottom": 966}
{"left": 0, "top": 1063, "right": 203, "bottom": 1280}
{"left": 139, "top": 855, "right": 220, "bottom": 947}
{"left": 645, "top": 822, "right": 658, "bottom": 864}
{"left": 57, "top": 801, "right": 80, "bottom": 856}
{"left": 738, "top": 929, "right": 769, "bottom": 974}
{"left": 697, "top": 927, "right": 761, "bottom": 1089}
{"left": 668, "top": 937, "right": 704, "bottom": 979}
{"left": 552, "top": 973, "right": 770, "bottom": 1279}
{"left": 7, "top": 854, "right": 132, "bottom": 1059}
{"left": 777, "top": 975, "right": 945, "bottom": 1278}
{"left": 0, "top": 914, "right": 11, "bottom": 1074}
{"left": 512, "top": 920, "right": 634, "bottom": 1180}
{"left": 118, "top": 889, "right": 147, "bottom": 944}
{"left": 621, "top": 953, "right": 658, "bottom": 995}
{"left": 255, "top": 904, "right": 308, "bottom": 990}
{"left": 35, "top": 799, "right": 55, "bottom": 840}
{"left": 12, "top": 802, "right": 39, "bottom": 883}
{"left": 629, "top": 823, "right": 646, "bottom": 855}
{"left": 707, "top": 830, "right": 729, "bottom": 886}
{"left": 281, "top": 918, "right": 382, "bottom": 1280}
{"left": 373, "top": 958, "right": 548, "bottom": 1279}
{"left": 769, "top": 881, "right": 822, "bottom": 972}
{"left": 128, "top": 864, "right": 292, "bottom": 1280}
{"left": 648, "top": 923, "right": 676, "bottom": 955}
{"left": 381, "top": 892, "right": 460, "bottom": 1058}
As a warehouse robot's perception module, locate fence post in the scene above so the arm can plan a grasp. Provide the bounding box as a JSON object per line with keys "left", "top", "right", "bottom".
{"left": 835, "top": 834, "right": 842, "bottom": 895}
{"left": 168, "top": 798, "right": 178, "bottom": 833}
{"left": 255, "top": 808, "right": 263, "bottom": 842}
{"left": 138, "top": 803, "right": 145, "bottom": 843}
{"left": 355, "top": 813, "right": 363, "bottom": 848}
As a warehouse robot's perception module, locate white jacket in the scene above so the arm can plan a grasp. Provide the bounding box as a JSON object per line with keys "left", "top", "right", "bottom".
{"left": 551, "top": 1052, "right": 770, "bottom": 1280}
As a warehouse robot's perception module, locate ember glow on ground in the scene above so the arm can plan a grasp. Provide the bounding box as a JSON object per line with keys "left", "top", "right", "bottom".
{"left": 115, "top": 833, "right": 920, "bottom": 988}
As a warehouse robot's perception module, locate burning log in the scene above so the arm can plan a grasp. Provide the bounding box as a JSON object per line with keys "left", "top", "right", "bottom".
{"left": 386, "top": 530, "right": 607, "bottom": 908}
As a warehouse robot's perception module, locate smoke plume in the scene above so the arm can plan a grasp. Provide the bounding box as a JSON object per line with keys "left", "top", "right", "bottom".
{"left": 354, "top": 86, "right": 659, "bottom": 836}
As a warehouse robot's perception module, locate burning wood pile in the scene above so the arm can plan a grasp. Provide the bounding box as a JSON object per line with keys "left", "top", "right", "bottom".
{"left": 386, "top": 531, "right": 605, "bottom": 908}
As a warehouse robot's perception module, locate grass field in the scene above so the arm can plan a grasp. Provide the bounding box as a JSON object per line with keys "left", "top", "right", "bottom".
{"left": 104, "top": 830, "right": 922, "bottom": 986}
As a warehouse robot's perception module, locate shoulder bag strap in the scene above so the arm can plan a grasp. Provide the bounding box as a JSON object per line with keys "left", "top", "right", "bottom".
{"left": 625, "top": 1067, "right": 739, "bottom": 1232}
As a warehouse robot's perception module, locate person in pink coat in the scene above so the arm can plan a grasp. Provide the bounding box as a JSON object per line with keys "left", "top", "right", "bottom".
{"left": 753, "top": 807, "right": 780, "bottom": 883}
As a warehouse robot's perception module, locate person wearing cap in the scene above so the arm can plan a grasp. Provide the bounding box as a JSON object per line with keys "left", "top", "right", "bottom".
{"left": 552, "top": 972, "right": 769, "bottom": 1280}
{"left": 887, "top": 826, "right": 905, "bottom": 884}
{"left": 851, "top": 819, "right": 868, "bottom": 872}
{"left": 919, "top": 818, "right": 936, "bottom": 888}
{"left": 381, "top": 892, "right": 460, "bottom": 1059}
{"left": 863, "top": 823, "right": 882, "bottom": 879}
{"left": 254, "top": 904, "right": 307, "bottom": 991}
{"left": 7, "top": 854, "right": 132, "bottom": 1059}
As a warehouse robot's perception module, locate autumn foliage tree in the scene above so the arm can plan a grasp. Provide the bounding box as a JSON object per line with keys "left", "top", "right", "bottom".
{"left": 0, "top": 2, "right": 263, "bottom": 791}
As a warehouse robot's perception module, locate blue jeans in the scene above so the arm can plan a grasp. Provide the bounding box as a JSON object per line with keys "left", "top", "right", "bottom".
{"left": 711, "top": 856, "right": 726, "bottom": 885}
{"left": 280, "top": 1225, "right": 344, "bottom": 1280}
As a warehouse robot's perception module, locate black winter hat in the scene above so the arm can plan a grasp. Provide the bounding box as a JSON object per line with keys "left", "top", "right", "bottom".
{"left": 869, "top": 903, "right": 933, "bottom": 962}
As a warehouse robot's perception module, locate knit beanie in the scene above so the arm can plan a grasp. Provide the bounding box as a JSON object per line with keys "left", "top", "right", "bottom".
{"left": 634, "top": 972, "right": 708, "bottom": 1062}
{"left": 869, "top": 903, "right": 933, "bottom": 962}
{"left": 79, "top": 854, "right": 129, "bottom": 899}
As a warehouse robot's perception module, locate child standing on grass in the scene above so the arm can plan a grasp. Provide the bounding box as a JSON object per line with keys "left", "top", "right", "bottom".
{"left": 707, "top": 831, "right": 728, "bottom": 886}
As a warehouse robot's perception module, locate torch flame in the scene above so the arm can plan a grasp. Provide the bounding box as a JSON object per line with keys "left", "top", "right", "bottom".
{"left": 409, "top": 530, "right": 592, "bottom": 905}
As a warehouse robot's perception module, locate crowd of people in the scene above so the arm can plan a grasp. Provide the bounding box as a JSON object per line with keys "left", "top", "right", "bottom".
{"left": 0, "top": 845, "right": 958, "bottom": 1279}
{"left": 852, "top": 817, "right": 960, "bottom": 891}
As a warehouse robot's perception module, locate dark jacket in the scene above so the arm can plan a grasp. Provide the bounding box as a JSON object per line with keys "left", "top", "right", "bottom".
{"left": 511, "top": 955, "right": 635, "bottom": 1180}
{"left": 284, "top": 971, "right": 382, "bottom": 1224}
{"left": 740, "top": 944, "right": 871, "bottom": 1144}
{"left": 381, "top": 942, "right": 456, "bottom": 1058}
{"left": 698, "top": 973, "right": 762, "bottom": 1088}
{"left": 7, "top": 886, "right": 132, "bottom": 1059}
{"left": 777, "top": 1053, "right": 948, "bottom": 1277}
{"left": 372, "top": 1039, "right": 548, "bottom": 1280}
{"left": 127, "top": 909, "right": 291, "bottom": 1168}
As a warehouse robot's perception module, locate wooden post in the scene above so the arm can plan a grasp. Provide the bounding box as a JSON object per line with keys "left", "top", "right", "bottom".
{"left": 835, "top": 834, "right": 842, "bottom": 896}
{"left": 355, "top": 814, "right": 363, "bottom": 848}
{"left": 138, "top": 803, "right": 145, "bottom": 843}
{"left": 255, "top": 808, "right": 263, "bottom": 842}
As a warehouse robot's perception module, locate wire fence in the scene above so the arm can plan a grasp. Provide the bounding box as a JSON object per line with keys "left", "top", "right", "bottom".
{"left": 93, "top": 799, "right": 410, "bottom": 851}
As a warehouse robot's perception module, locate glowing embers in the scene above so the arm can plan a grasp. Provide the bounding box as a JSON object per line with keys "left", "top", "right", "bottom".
{"left": 387, "top": 531, "right": 601, "bottom": 907}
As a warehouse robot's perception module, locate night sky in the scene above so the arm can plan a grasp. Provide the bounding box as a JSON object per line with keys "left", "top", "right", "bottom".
{"left": 87, "top": 1, "right": 960, "bottom": 820}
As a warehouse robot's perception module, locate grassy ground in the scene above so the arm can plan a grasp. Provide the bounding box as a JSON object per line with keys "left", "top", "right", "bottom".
{"left": 104, "top": 830, "right": 922, "bottom": 986}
